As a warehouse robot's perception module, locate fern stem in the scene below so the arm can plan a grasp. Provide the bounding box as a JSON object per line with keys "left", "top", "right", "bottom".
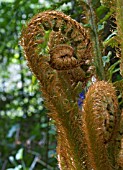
{"left": 87, "top": 0, "right": 105, "bottom": 80}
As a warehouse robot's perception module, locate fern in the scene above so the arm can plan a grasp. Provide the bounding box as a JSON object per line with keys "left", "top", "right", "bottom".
{"left": 20, "top": 1, "right": 123, "bottom": 169}
{"left": 82, "top": 81, "right": 118, "bottom": 170}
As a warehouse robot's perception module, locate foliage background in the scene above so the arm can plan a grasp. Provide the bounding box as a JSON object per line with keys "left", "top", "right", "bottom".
{"left": 0, "top": 0, "right": 121, "bottom": 169}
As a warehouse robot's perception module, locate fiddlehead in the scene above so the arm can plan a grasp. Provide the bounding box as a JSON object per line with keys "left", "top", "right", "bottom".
{"left": 21, "top": 10, "right": 92, "bottom": 170}
{"left": 20, "top": 8, "right": 123, "bottom": 170}
{"left": 82, "top": 81, "right": 119, "bottom": 170}
{"left": 21, "top": 10, "right": 92, "bottom": 74}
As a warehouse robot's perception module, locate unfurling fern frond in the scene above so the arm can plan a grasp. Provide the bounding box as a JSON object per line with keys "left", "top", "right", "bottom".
{"left": 21, "top": 10, "right": 92, "bottom": 170}
{"left": 20, "top": 9, "right": 123, "bottom": 170}
{"left": 82, "top": 81, "right": 119, "bottom": 170}
{"left": 21, "top": 10, "right": 92, "bottom": 75}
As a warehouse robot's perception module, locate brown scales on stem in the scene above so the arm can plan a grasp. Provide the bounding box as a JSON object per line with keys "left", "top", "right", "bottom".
{"left": 82, "top": 81, "right": 118, "bottom": 170}
{"left": 21, "top": 10, "right": 93, "bottom": 170}
{"left": 20, "top": 10, "right": 123, "bottom": 170}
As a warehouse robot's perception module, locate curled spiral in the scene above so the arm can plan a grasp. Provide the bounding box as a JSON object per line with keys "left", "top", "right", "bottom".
{"left": 82, "top": 81, "right": 118, "bottom": 170}
{"left": 20, "top": 10, "right": 122, "bottom": 170}
{"left": 20, "top": 10, "right": 94, "bottom": 170}
{"left": 21, "top": 10, "right": 92, "bottom": 75}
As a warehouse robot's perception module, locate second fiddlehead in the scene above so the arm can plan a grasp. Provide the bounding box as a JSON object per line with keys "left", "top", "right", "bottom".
{"left": 82, "top": 81, "right": 119, "bottom": 170}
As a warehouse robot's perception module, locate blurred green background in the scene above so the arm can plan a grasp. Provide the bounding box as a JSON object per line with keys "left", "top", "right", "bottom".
{"left": 0, "top": 0, "right": 82, "bottom": 169}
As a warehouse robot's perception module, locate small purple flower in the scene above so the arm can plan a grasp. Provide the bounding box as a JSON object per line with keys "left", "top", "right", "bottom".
{"left": 79, "top": 91, "right": 85, "bottom": 100}
{"left": 78, "top": 90, "right": 85, "bottom": 108}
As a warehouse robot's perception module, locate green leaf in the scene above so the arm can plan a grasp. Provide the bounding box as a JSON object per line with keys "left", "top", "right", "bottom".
{"left": 108, "top": 60, "right": 120, "bottom": 80}
{"left": 15, "top": 148, "right": 24, "bottom": 160}
{"left": 104, "top": 31, "right": 117, "bottom": 41}
{"left": 6, "top": 165, "right": 22, "bottom": 170}
{"left": 32, "top": 75, "right": 37, "bottom": 85}
{"left": 102, "top": 51, "right": 112, "bottom": 66}
{"left": 96, "top": 5, "right": 109, "bottom": 19}
{"left": 103, "top": 31, "right": 118, "bottom": 48}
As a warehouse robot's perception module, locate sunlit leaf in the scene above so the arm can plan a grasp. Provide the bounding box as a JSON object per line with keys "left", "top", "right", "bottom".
{"left": 6, "top": 165, "right": 22, "bottom": 170}
{"left": 9, "top": 156, "right": 17, "bottom": 166}
{"left": 15, "top": 148, "right": 24, "bottom": 160}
